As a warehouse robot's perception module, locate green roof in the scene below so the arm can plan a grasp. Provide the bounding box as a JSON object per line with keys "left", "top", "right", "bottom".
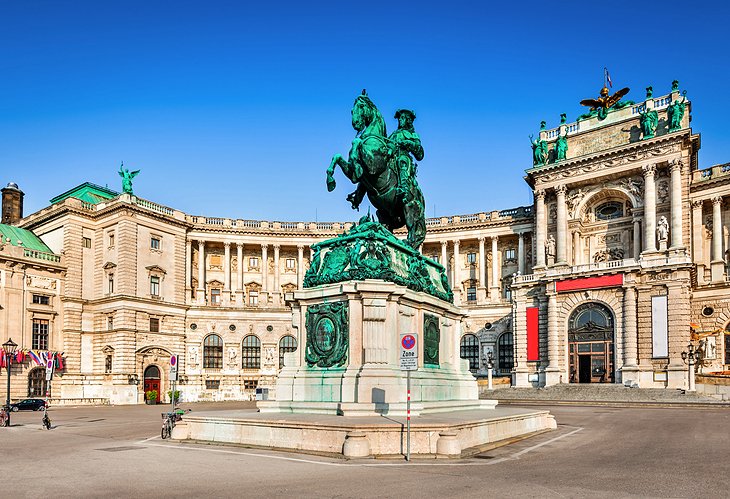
{"left": 0, "top": 224, "right": 53, "bottom": 253}
{"left": 50, "top": 182, "right": 119, "bottom": 205}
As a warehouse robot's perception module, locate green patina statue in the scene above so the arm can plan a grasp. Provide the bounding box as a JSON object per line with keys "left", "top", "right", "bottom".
{"left": 326, "top": 91, "right": 426, "bottom": 249}
{"left": 646, "top": 86, "right": 653, "bottom": 98}
{"left": 118, "top": 162, "right": 140, "bottom": 195}
{"left": 672, "top": 80, "right": 680, "bottom": 92}
{"left": 667, "top": 92, "right": 687, "bottom": 132}
{"left": 555, "top": 134, "right": 568, "bottom": 161}
{"left": 639, "top": 106, "right": 658, "bottom": 139}
{"left": 530, "top": 134, "right": 548, "bottom": 166}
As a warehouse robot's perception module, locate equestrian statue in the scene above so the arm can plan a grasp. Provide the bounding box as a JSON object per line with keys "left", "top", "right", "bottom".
{"left": 326, "top": 90, "right": 427, "bottom": 249}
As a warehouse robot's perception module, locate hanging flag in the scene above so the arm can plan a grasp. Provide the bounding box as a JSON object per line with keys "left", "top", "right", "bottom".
{"left": 56, "top": 352, "right": 65, "bottom": 371}
{"left": 0, "top": 350, "right": 5, "bottom": 368}
{"left": 605, "top": 67, "right": 613, "bottom": 88}
{"left": 28, "top": 350, "right": 43, "bottom": 366}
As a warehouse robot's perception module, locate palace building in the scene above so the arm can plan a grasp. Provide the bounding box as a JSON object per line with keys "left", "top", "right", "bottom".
{"left": 2, "top": 81, "right": 729, "bottom": 404}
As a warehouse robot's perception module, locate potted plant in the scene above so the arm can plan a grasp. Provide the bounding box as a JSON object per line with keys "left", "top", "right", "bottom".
{"left": 167, "top": 390, "right": 181, "bottom": 404}
{"left": 145, "top": 390, "right": 158, "bottom": 405}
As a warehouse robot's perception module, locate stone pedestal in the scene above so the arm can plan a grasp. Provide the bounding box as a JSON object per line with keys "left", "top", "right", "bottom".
{"left": 259, "top": 280, "right": 491, "bottom": 416}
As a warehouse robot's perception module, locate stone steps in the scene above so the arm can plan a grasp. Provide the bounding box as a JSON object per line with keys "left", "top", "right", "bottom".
{"left": 482, "top": 385, "right": 729, "bottom": 406}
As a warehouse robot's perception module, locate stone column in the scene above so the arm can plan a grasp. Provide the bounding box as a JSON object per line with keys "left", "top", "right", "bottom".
{"left": 572, "top": 231, "right": 580, "bottom": 266}
{"left": 642, "top": 164, "right": 657, "bottom": 253}
{"left": 237, "top": 243, "right": 244, "bottom": 304}
{"left": 490, "top": 236, "right": 500, "bottom": 301}
{"left": 297, "top": 244, "right": 305, "bottom": 289}
{"left": 711, "top": 196, "right": 724, "bottom": 282}
{"left": 622, "top": 286, "right": 638, "bottom": 376}
{"left": 518, "top": 232, "right": 525, "bottom": 274}
{"left": 441, "top": 241, "right": 448, "bottom": 270}
{"left": 223, "top": 242, "right": 231, "bottom": 304}
{"left": 185, "top": 240, "right": 192, "bottom": 301}
{"left": 477, "top": 237, "right": 487, "bottom": 302}
{"left": 453, "top": 240, "right": 461, "bottom": 300}
{"left": 633, "top": 218, "right": 642, "bottom": 260}
{"left": 535, "top": 189, "right": 546, "bottom": 268}
{"left": 544, "top": 291, "right": 561, "bottom": 386}
{"left": 555, "top": 185, "right": 567, "bottom": 265}
{"left": 691, "top": 201, "right": 704, "bottom": 283}
{"left": 273, "top": 244, "right": 280, "bottom": 294}
{"left": 196, "top": 240, "right": 206, "bottom": 304}
{"left": 669, "top": 160, "right": 684, "bottom": 250}
{"left": 261, "top": 244, "right": 269, "bottom": 293}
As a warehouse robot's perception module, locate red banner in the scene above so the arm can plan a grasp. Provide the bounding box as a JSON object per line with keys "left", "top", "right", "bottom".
{"left": 526, "top": 307, "right": 539, "bottom": 361}
{"left": 555, "top": 274, "right": 623, "bottom": 293}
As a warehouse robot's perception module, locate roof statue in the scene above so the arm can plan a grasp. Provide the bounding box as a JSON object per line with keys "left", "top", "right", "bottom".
{"left": 326, "top": 90, "right": 426, "bottom": 249}
{"left": 118, "top": 162, "right": 140, "bottom": 195}
{"left": 579, "top": 86, "right": 632, "bottom": 121}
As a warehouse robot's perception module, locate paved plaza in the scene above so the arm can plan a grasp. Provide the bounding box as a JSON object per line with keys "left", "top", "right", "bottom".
{"left": 2, "top": 402, "right": 727, "bottom": 498}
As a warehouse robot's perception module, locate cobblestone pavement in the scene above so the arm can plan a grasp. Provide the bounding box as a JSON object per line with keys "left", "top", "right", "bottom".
{"left": 2, "top": 402, "right": 728, "bottom": 498}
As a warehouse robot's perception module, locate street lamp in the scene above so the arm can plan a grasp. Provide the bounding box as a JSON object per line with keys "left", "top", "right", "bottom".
{"left": 3, "top": 337, "right": 18, "bottom": 427}
{"left": 681, "top": 342, "right": 701, "bottom": 392}
{"left": 486, "top": 351, "right": 494, "bottom": 390}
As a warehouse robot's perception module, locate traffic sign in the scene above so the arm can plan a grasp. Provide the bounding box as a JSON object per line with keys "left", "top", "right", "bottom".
{"left": 400, "top": 333, "right": 418, "bottom": 371}
{"left": 170, "top": 355, "right": 178, "bottom": 367}
{"left": 45, "top": 358, "right": 55, "bottom": 381}
{"left": 170, "top": 355, "right": 178, "bottom": 381}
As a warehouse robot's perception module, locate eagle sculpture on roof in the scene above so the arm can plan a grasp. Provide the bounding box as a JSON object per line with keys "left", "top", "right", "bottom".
{"left": 579, "top": 86, "right": 631, "bottom": 121}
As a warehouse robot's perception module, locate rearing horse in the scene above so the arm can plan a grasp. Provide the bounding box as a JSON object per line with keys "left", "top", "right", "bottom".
{"left": 326, "top": 91, "right": 426, "bottom": 249}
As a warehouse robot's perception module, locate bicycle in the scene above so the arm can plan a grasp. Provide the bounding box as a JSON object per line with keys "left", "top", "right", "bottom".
{"left": 161, "top": 408, "right": 190, "bottom": 439}
{"left": 41, "top": 406, "right": 51, "bottom": 430}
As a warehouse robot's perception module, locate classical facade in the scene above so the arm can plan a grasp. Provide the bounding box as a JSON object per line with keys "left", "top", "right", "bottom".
{"left": 2, "top": 80, "right": 729, "bottom": 405}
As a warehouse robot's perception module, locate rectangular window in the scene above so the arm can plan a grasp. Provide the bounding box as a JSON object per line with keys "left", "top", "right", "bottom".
{"left": 432, "top": 255, "right": 439, "bottom": 264}
{"left": 286, "top": 258, "right": 296, "bottom": 269}
{"left": 82, "top": 237, "right": 92, "bottom": 248}
{"left": 107, "top": 316, "right": 114, "bottom": 331}
{"left": 108, "top": 233, "right": 115, "bottom": 248}
{"left": 467, "top": 253, "right": 477, "bottom": 264}
{"left": 105, "top": 355, "right": 113, "bottom": 374}
{"left": 249, "top": 291, "right": 258, "bottom": 306}
{"left": 108, "top": 274, "right": 114, "bottom": 294}
{"left": 149, "top": 317, "right": 160, "bottom": 332}
{"left": 211, "top": 288, "right": 221, "bottom": 304}
{"left": 205, "top": 379, "right": 220, "bottom": 390}
{"left": 504, "top": 284, "right": 512, "bottom": 301}
{"left": 505, "top": 248, "right": 516, "bottom": 261}
{"left": 150, "top": 276, "right": 160, "bottom": 296}
{"left": 32, "top": 319, "right": 49, "bottom": 350}
{"left": 243, "top": 380, "right": 257, "bottom": 390}
{"left": 249, "top": 257, "right": 259, "bottom": 268}
{"left": 32, "top": 295, "right": 50, "bottom": 305}
{"left": 150, "top": 236, "right": 161, "bottom": 250}
{"left": 467, "top": 286, "right": 477, "bottom": 301}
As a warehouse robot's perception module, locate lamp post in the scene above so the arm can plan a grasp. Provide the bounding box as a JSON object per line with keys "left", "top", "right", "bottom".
{"left": 681, "top": 342, "right": 701, "bottom": 392}
{"left": 486, "top": 351, "right": 494, "bottom": 390}
{"left": 3, "top": 338, "right": 18, "bottom": 427}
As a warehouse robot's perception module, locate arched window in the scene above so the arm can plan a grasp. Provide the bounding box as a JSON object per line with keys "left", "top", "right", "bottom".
{"left": 144, "top": 365, "right": 160, "bottom": 378}
{"left": 242, "top": 335, "right": 261, "bottom": 369}
{"left": 460, "top": 334, "right": 479, "bottom": 373}
{"left": 203, "top": 334, "right": 223, "bottom": 369}
{"left": 279, "top": 335, "right": 298, "bottom": 369}
{"left": 28, "top": 367, "right": 47, "bottom": 397}
{"left": 497, "top": 333, "right": 514, "bottom": 373}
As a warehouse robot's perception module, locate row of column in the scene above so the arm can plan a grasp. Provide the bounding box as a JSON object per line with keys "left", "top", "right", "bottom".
{"left": 534, "top": 160, "right": 685, "bottom": 268}
{"left": 187, "top": 240, "right": 307, "bottom": 304}
{"left": 691, "top": 195, "right": 725, "bottom": 283}
{"left": 439, "top": 233, "right": 528, "bottom": 301}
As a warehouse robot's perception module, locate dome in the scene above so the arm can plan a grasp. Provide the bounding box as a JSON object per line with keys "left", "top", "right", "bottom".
{"left": 5, "top": 182, "right": 19, "bottom": 190}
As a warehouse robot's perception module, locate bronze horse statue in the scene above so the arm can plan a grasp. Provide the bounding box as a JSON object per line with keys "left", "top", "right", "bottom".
{"left": 326, "top": 91, "right": 426, "bottom": 249}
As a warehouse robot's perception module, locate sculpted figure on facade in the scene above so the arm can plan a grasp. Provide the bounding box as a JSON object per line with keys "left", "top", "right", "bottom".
{"left": 545, "top": 234, "right": 556, "bottom": 262}
{"left": 657, "top": 216, "right": 669, "bottom": 242}
{"left": 530, "top": 134, "right": 548, "bottom": 166}
{"left": 667, "top": 93, "right": 687, "bottom": 132}
{"left": 639, "top": 106, "right": 658, "bottom": 139}
{"left": 118, "top": 162, "right": 140, "bottom": 195}
{"left": 555, "top": 133, "right": 568, "bottom": 161}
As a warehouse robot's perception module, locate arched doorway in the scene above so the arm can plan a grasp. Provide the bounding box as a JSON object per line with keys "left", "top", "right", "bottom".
{"left": 568, "top": 303, "right": 615, "bottom": 383}
{"left": 143, "top": 365, "right": 161, "bottom": 403}
{"left": 28, "top": 367, "right": 47, "bottom": 397}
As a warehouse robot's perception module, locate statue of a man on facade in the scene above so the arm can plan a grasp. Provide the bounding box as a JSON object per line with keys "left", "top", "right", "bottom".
{"left": 667, "top": 94, "right": 687, "bottom": 132}
{"left": 657, "top": 216, "right": 669, "bottom": 242}
{"left": 555, "top": 134, "right": 568, "bottom": 161}
{"left": 545, "top": 234, "right": 556, "bottom": 261}
{"left": 639, "top": 107, "right": 658, "bottom": 139}
{"left": 530, "top": 134, "right": 548, "bottom": 166}
{"left": 118, "top": 162, "right": 140, "bottom": 195}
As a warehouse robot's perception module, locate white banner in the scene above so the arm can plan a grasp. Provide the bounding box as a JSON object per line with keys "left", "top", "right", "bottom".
{"left": 651, "top": 295, "right": 668, "bottom": 358}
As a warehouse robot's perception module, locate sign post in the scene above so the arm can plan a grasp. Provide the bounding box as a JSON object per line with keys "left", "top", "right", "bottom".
{"left": 400, "top": 333, "right": 418, "bottom": 462}
{"left": 169, "top": 355, "right": 178, "bottom": 411}
{"left": 45, "top": 357, "right": 54, "bottom": 404}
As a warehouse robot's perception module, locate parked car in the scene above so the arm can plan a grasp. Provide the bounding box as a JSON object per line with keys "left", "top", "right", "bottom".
{"left": 10, "top": 398, "right": 47, "bottom": 412}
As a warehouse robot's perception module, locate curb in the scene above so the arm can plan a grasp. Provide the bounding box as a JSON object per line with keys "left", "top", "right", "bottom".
{"left": 493, "top": 399, "right": 730, "bottom": 409}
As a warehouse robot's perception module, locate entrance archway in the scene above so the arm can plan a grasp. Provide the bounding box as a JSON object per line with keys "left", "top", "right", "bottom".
{"left": 568, "top": 303, "right": 615, "bottom": 383}
{"left": 143, "top": 365, "right": 161, "bottom": 403}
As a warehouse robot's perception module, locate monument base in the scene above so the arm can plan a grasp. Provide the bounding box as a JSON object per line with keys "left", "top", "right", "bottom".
{"left": 173, "top": 407, "right": 557, "bottom": 458}
{"left": 263, "top": 280, "right": 482, "bottom": 416}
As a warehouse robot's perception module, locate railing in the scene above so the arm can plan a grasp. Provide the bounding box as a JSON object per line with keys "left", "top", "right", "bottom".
{"left": 316, "top": 222, "right": 333, "bottom": 230}
{"left": 206, "top": 218, "right": 224, "bottom": 226}
{"left": 240, "top": 220, "right": 261, "bottom": 228}
{"left": 280, "top": 222, "right": 298, "bottom": 229}
{"left": 513, "top": 273, "right": 537, "bottom": 284}
{"left": 693, "top": 163, "right": 730, "bottom": 183}
{"left": 134, "top": 198, "right": 174, "bottom": 216}
{"left": 654, "top": 96, "right": 671, "bottom": 108}
{"left": 23, "top": 249, "right": 61, "bottom": 263}
{"left": 80, "top": 201, "right": 96, "bottom": 211}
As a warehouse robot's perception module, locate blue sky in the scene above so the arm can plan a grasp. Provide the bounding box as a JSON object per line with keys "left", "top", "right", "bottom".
{"left": 1, "top": 1, "right": 728, "bottom": 222}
